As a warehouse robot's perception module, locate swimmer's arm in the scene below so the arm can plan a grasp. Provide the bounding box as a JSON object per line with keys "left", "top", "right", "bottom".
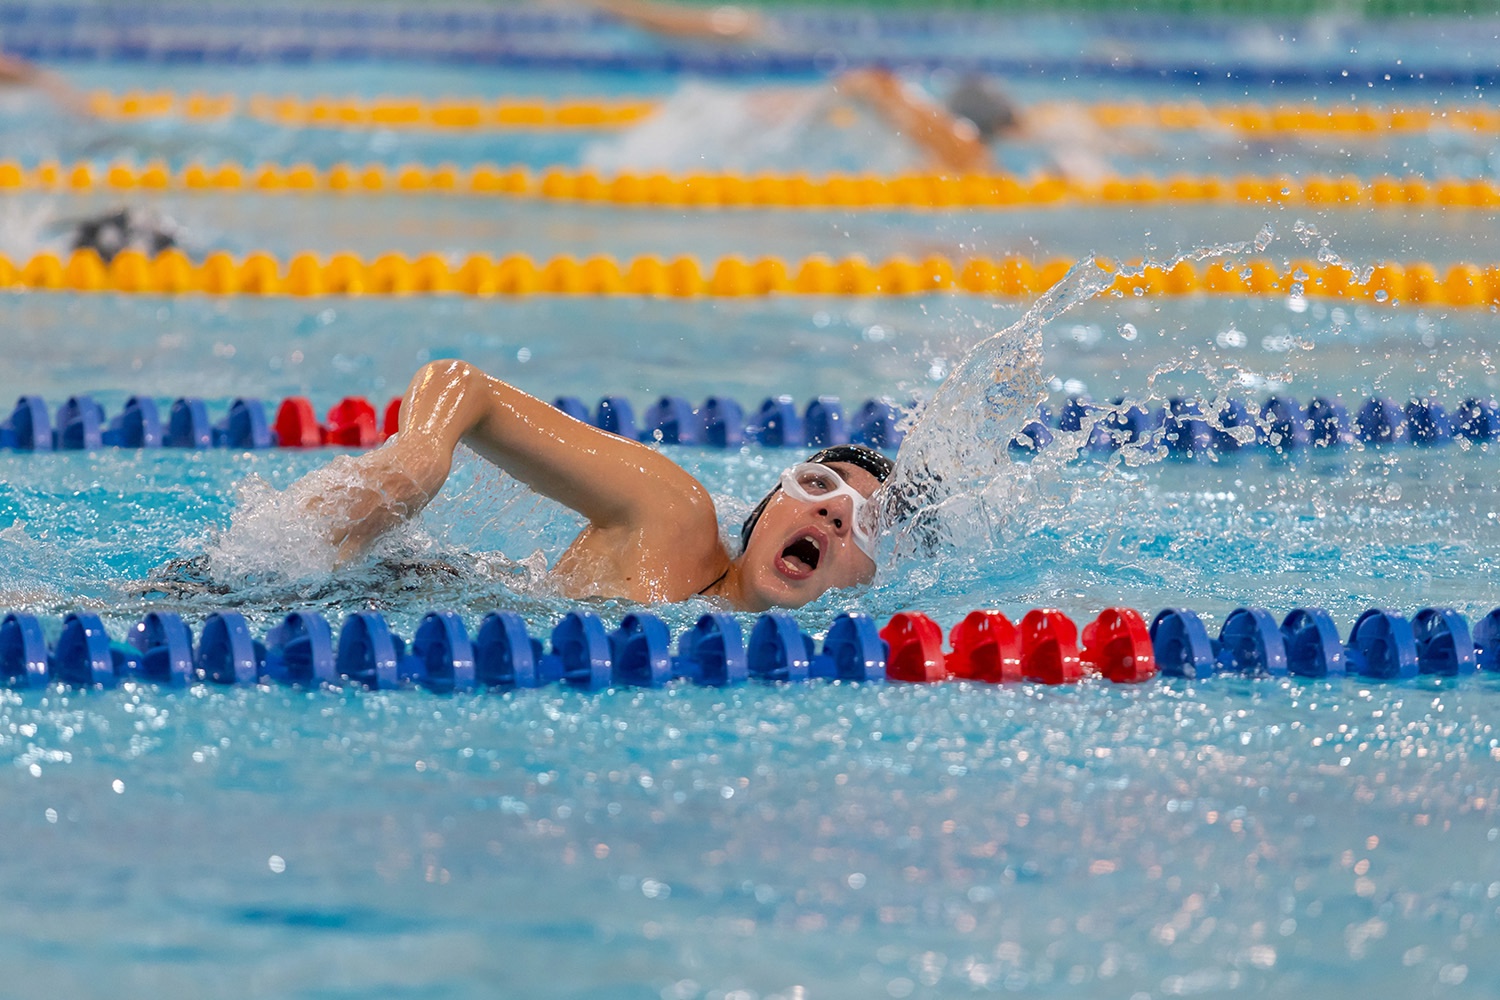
{"left": 592, "top": 0, "right": 760, "bottom": 41}
{"left": 834, "top": 68, "right": 990, "bottom": 174}
{"left": 308, "top": 361, "right": 717, "bottom": 561}
{"left": 0, "top": 54, "right": 91, "bottom": 115}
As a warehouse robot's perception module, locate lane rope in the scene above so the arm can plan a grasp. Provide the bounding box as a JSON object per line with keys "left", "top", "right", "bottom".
{"left": 0, "top": 603, "right": 1491, "bottom": 691}
{"left": 7, "top": 160, "right": 1500, "bottom": 212}
{"left": 82, "top": 90, "right": 1500, "bottom": 137}
{"left": 1, "top": 249, "right": 1497, "bottom": 308}
{"left": 85, "top": 92, "right": 657, "bottom": 129}
{"left": 7, "top": 390, "right": 1500, "bottom": 455}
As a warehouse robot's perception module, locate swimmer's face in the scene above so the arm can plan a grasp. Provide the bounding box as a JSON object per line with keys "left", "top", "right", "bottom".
{"left": 737, "top": 461, "right": 881, "bottom": 610}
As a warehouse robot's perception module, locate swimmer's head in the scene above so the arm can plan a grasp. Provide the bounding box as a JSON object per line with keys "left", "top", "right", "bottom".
{"left": 943, "top": 74, "right": 1019, "bottom": 143}
{"left": 733, "top": 445, "right": 893, "bottom": 609}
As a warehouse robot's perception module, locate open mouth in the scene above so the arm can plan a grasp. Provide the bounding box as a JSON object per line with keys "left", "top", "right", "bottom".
{"left": 780, "top": 535, "right": 822, "bottom": 573}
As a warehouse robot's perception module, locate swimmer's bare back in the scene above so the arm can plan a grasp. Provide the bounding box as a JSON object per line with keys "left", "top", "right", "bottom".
{"left": 299, "top": 361, "right": 731, "bottom": 603}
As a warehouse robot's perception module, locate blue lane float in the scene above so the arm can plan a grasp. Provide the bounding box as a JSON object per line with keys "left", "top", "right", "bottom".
{"left": 1009, "top": 393, "right": 1500, "bottom": 459}
{"left": 1, "top": 604, "right": 1497, "bottom": 692}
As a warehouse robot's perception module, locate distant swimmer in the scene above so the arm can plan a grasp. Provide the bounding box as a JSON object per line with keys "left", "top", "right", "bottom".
{"left": 585, "top": 0, "right": 1113, "bottom": 179}
{"left": 584, "top": 66, "right": 1112, "bottom": 179}
{"left": 282, "top": 360, "right": 893, "bottom": 610}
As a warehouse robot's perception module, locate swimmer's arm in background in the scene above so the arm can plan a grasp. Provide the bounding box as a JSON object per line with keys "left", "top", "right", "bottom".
{"left": 591, "top": 0, "right": 761, "bottom": 41}
{"left": 834, "top": 68, "right": 990, "bottom": 174}
{"left": 0, "top": 53, "right": 92, "bottom": 115}
{"left": 302, "top": 361, "right": 721, "bottom": 568}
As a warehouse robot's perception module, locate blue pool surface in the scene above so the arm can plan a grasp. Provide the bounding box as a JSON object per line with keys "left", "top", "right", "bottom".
{"left": 2, "top": 6, "right": 1500, "bottom": 998}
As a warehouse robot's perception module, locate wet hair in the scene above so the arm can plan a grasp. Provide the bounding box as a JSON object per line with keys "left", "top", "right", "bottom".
{"left": 739, "top": 444, "right": 894, "bottom": 552}
{"left": 943, "top": 74, "right": 1019, "bottom": 143}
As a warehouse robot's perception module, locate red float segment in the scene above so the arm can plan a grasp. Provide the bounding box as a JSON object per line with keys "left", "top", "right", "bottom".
{"left": 1018, "top": 609, "right": 1083, "bottom": 685}
{"left": 274, "top": 396, "right": 324, "bottom": 447}
{"left": 880, "top": 611, "right": 948, "bottom": 683}
{"left": 383, "top": 397, "right": 401, "bottom": 439}
{"left": 1080, "top": 607, "right": 1158, "bottom": 683}
{"left": 324, "top": 396, "right": 379, "bottom": 447}
{"left": 947, "top": 610, "right": 1022, "bottom": 683}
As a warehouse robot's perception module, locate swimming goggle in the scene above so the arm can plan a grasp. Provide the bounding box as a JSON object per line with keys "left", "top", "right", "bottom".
{"left": 778, "top": 462, "right": 880, "bottom": 560}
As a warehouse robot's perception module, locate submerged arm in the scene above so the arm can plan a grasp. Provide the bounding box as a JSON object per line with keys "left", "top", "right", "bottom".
{"left": 834, "top": 68, "right": 990, "bottom": 174}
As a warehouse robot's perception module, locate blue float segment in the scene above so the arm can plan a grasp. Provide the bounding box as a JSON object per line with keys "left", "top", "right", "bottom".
{"left": 609, "top": 613, "right": 673, "bottom": 688}
{"left": 1280, "top": 608, "right": 1345, "bottom": 677}
{"left": 1475, "top": 609, "right": 1500, "bottom": 673}
{"left": 1306, "top": 396, "right": 1351, "bottom": 447}
{"left": 1150, "top": 608, "right": 1216, "bottom": 678}
{"left": 702, "top": 397, "right": 745, "bottom": 448}
{"left": 1455, "top": 398, "right": 1500, "bottom": 442}
{"left": 196, "top": 611, "right": 265, "bottom": 684}
{"left": 853, "top": 399, "right": 903, "bottom": 449}
{"left": 1355, "top": 397, "right": 1406, "bottom": 444}
{"left": 1345, "top": 608, "right": 1419, "bottom": 681}
{"left": 640, "top": 396, "right": 702, "bottom": 446}
{"left": 596, "top": 395, "right": 637, "bottom": 440}
{"left": 263, "top": 611, "right": 336, "bottom": 686}
{"left": 674, "top": 614, "right": 747, "bottom": 686}
{"left": 53, "top": 396, "right": 104, "bottom": 450}
{"left": 1216, "top": 607, "right": 1287, "bottom": 676}
{"left": 747, "top": 614, "right": 813, "bottom": 682}
{"left": 1, "top": 396, "right": 52, "bottom": 451}
{"left": 103, "top": 396, "right": 163, "bottom": 448}
{"left": 547, "top": 611, "right": 612, "bottom": 690}
{"left": 0, "top": 612, "right": 49, "bottom": 688}
{"left": 1102, "top": 401, "right": 1163, "bottom": 448}
{"left": 1055, "top": 396, "right": 1093, "bottom": 432}
{"left": 1212, "top": 399, "right": 1255, "bottom": 453}
{"left": 803, "top": 397, "right": 848, "bottom": 448}
{"left": 336, "top": 611, "right": 402, "bottom": 689}
{"left": 476, "top": 611, "right": 548, "bottom": 688}
{"left": 214, "top": 398, "right": 273, "bottom": 449}
{"left": 52, "top": 612, "right": 118, "bottom": 687}
{"left": 810, "top": 614, "right": 887, "bottom": 682}
{"left": 126, "top": 611, "right": 194, "bottom": 686}
{"left": 1412, "top": 607, "right": 1475, "bottom": 677}
{"left": 1163, "top": 399, "right": 1213, "bottom": 458}
{"left": 1008, "top": 418, "right": 1054, "bottom": 456}
{"left": 166, "top": 397, "right": 213, "bottom": 449}
{"left": 748, "top": 396, "right": 803, "bottom": 448}
{"left": 407, "top": 611, "right": 477, "bottom": 692}
{"left": 1404, "top": 399, "right": 1452, "bottom": 446}
{"left": 1260, "top": 396, "right": 1308, "bottom": 453}
{"left": 552, "top": 396, "right": 591, "bottom": 423}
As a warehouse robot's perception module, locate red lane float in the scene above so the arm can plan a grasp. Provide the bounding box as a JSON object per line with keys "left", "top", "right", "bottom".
{"left": 273, "top": 395, "right": 387, "bottom": 448}
{"left": 947, "top": 610, "right": 1022, "bottom": 683}
{"left": 879, "top": 608, "right": 1159, "bottom": 686}
{"left": 1080, "top": 607, "right": 1158, "bottom": 683}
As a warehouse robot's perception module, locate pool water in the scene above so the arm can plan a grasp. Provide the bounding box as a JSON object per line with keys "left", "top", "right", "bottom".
{"left": 2, "top": 6, "right": 1500, "bottom": 998}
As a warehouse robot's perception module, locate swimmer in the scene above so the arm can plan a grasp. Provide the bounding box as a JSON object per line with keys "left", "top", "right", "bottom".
{"left": 291, "top": 360, "right": 892, "bottom": 610}
{"left": 584, "top": 64, "right": 1111, "bottom": 179}
{"left": 585, "top": 0, "right": 1110, "bottom": 178}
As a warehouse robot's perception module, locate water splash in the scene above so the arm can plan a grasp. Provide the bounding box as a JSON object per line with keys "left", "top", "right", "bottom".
{"left": 877, "top": 226, "right": 1278, "bottom": 567}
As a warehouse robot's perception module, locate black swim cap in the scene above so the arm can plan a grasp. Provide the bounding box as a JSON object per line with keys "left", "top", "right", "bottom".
{"left": 944, "top": 74, "right": 1019, "bottom": 143}
{"left": 739, "top": 444, "right": 894, "bottom": 551}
